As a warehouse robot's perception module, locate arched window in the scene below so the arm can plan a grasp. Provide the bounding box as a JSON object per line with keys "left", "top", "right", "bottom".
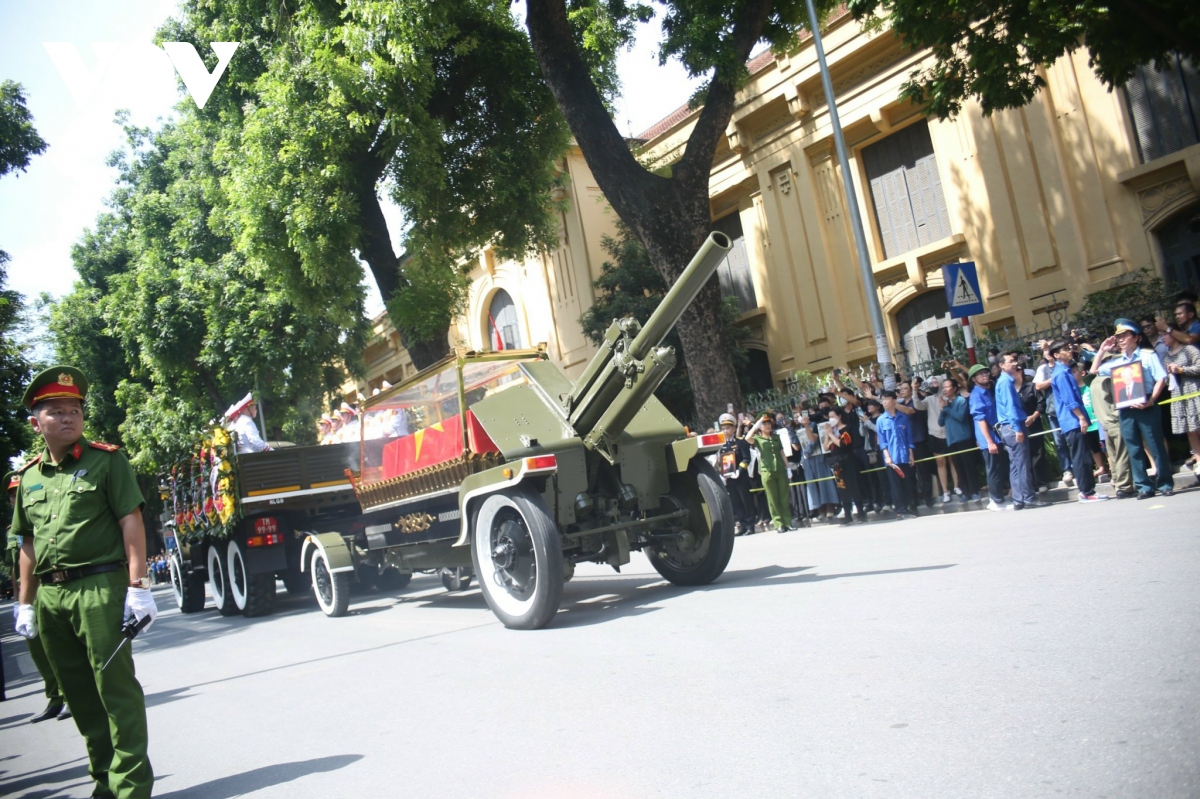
{"left": 896, "top": 290, "right": 960, "bottom": 365}
{"left": 487, "top": 289, "right": 523, "bottom": 351}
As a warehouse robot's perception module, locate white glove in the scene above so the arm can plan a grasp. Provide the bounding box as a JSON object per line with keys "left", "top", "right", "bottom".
{"left": 124, "top": 587, "right": 158, "bottom": 631}
{"left": 15, "top": 603, "right": 37, "bottom": 639}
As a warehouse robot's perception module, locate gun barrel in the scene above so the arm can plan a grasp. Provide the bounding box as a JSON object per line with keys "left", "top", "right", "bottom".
{"left": 629, "top": 231, "right": 732, "bottom": 360}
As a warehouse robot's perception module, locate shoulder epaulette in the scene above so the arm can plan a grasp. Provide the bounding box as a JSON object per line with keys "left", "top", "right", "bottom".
{"left": 17, "top": 455, "right": 41, "bottom": 474}
{"left": 89, "top": 441, "right": 121, "bottom": 452}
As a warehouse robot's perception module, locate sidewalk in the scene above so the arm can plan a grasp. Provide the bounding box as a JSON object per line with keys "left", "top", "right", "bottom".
{"left": 785, "top": 464, "right": 1199, "bottom": 527}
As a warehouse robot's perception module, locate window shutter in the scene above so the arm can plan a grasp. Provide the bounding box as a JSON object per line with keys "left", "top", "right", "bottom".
{"left": 869, "top": 172, "right": 898, "bottom": 259}
{"left": 1153, "top": 56, "right": 1198, "bottom": 156}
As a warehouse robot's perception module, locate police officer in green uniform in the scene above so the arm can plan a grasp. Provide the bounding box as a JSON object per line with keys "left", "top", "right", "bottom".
{"left": 745, "top": 412, "right": 792, "bottom": 532}
{"left": 6, "top": 471, "right": 71, "bottom": 722}
{"left": 11, "top": 366, "right": 156, "bottom": 799}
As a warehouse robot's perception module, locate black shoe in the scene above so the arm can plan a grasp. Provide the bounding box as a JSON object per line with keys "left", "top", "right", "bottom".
{"left": 1137, "top": 491, "right": 1155, "bottom": 500}
{"left": 1161, "top": 489, "right": 1175, "bottom": 497}
{"left": 57, "top": 706, "right": 72, "bottom": 721}
{"left": 1114, "top": 489, "right": 1136, "bottom": 499}
{"left": 30, "top": 702, "right": 63, "bottom": 723}
{"left": 1013, "top": 503, "right": 1025, "bottom": 510}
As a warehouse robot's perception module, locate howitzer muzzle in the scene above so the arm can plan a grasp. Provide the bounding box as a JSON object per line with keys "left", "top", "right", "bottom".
{"left": 629, "top": 231, "right": 731, "bottom": 360}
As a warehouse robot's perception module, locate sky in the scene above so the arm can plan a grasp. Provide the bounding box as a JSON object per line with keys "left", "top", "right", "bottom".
{"left": 0, "top": 1, "right": 705, "bottom": 321}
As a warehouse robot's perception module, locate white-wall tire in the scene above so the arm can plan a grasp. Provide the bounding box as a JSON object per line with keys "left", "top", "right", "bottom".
{"left": 207, "top": 542, "right": 238, "bottom": 616}
{"left": 470, "top": 489, "right": 562, "bottom": 630}
{"left": 227, "top": 538, "right": 276, "bottom": 617}
{"left": 311, "top": 547, "right": 350, "bottom": 617}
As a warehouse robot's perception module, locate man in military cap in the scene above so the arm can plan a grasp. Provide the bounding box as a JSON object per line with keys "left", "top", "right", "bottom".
{"left": 225, "top": 392, "right": 271, "bottom": 453}
{"left": 6, "top": 470, "right": 71, "bottom": 722}
{"left": 11, "top": 366, "right": 156, "bottom": 799}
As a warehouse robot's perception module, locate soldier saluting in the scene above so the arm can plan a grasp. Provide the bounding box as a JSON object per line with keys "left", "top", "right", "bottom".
{"left": 12, "top": 366, "right": 156, "bottom": 799}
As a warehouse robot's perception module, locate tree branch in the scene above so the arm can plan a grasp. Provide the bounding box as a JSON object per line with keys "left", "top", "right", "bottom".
{"left": 674, "top": 0, "right": 775, "bottom": 190}
{"left": 525, "top": 0, "right": 664, "bottom": 216}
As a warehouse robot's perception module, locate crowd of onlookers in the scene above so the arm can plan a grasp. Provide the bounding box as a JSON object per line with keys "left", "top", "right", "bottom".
{"left": 713, "top": 293, "right": 1200, "bottom": 533}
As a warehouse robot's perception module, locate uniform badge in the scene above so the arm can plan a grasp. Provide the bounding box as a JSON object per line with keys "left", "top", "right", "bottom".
{"left": 59, "top": 373, "right": 75, "bottom": 387}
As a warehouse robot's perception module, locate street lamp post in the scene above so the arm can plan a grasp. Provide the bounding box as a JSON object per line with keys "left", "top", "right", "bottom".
{"left": 803, "top": 0, "right": 896, "bottom": 388}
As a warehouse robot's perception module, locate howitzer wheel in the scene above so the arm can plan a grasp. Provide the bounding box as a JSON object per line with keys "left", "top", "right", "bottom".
{"left": 207, "top": 542, "right": 239, "bottom": 616}
{"left": 647, "top": 459, "right": 735, "bottom": 586}
{"left": 170, "top": 549, "right": 205, "bottom": 613}
{"left": 228, "top": 539, "right": 276, "bottom": 617}
{"left": 471, "top": 489, "right": 562, "bottom": 630}
{"left": 440, "top": 567, "right": 473, "bottom": 592}
{"left": 311, "top": 547, "right": 350, "bottom": 617}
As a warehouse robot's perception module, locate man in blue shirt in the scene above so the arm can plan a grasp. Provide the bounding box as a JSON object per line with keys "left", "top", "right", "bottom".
{"left": 1049, "top": 340, "right": 1108, "bottom": 502}
{"left": 968, "top": 364, "right": 1010, "bottom": 510}
{"left": 1091, "top": 318, "right": 1175, "bottom": 499}
{"left": 994, "top": 352, "right": 1040, "bottom": 509}
{"left": 876, "top": 390, "right": 917, "bottom": 518}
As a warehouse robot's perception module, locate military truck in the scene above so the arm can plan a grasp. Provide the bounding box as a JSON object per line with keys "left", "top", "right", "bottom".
{"left": 164, "top": 429, "right": 404, "bottom": 617}
{"left": 304, "top": 231, "right": 736, "bottom": 629}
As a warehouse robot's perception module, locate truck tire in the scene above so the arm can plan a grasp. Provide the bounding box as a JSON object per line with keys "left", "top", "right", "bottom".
{"left": 647, "top": 459, "right": 735, "bottom": 586}
{"left": 376, "top": 566, "right": 413, "bottom": 592}
{"left": 311, "top": 547, "right": 350, "bottom": 617}
{"left": 170, "top": 549, "right": 205, "bottom": 614}
{"left": 227, "top": 539, "right": 277, "bottom": 617}
{"left": 471, "top": 489, "right": 562, "bottom": 630}
{"left": 440, "top": 567, "right": 473, "bottom": 592}
{"left": 207, "top": 542, "right": 239, "bottom": 617}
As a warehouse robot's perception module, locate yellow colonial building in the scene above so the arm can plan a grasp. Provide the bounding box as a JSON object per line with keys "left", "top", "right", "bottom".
{"left": 342, "top": 10, "right": 1200, "bottom": 401}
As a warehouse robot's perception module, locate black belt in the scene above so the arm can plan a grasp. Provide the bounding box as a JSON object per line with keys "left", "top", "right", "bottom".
{"left": 38, "top": 562, "right": 125, "bottom": 585}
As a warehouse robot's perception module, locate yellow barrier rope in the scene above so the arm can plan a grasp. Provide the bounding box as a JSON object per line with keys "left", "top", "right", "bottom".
{"left": 746, "top": 390, "right": 1200, "bottom": 491}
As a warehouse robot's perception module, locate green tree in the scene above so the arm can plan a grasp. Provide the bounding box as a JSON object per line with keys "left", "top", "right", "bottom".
{"left": 524, "top": 0, "right": 834, "bottom": 424}
{"left": 847, "top": 0, "right": 1200, "bottom": 119}
{"left": 51, "top": 115, "right": 369, "bottom": 473}
{"left": 580, "top": 223, "right": 749, "bottom": 423}
{"left": 165, "top": 0, "right": 571, "bottom": 368}
{"left": 0, "top": 80, "right": 47, "bottom": 178}
{"left": 0, "top": 80, "right": 47, "bottom": 470}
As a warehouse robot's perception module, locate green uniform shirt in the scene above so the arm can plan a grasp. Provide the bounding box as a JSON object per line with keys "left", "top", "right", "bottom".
{"left": 752, "top": 433, "right": 787, "bottom": 474}
{"left": 12, "top": 438, "right": 144, "bottom": 575}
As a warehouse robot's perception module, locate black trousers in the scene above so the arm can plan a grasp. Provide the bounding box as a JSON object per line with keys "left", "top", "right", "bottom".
{"left": 1064, "top": 428, "right": 1096, "bottom": 495}
{"left": 948, "top": 442, "right": 980, "bottom": 498}
{"left": 886, "top": 462, "right": 918, "bottom": 514}
{"left": 1026, "top": 417, "right": 1049, "bottom": 486}
{"left": 831, "top": 454, "right": 867, "bottom": 521}
{"left": 913, "top": 439, "right": 935, "bottom": 504}
{"left": 726, "top": 478, "right": 756, "bottom": 530}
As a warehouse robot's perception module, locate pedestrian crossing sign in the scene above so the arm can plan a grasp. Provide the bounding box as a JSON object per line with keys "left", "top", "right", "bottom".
{"left": 941, "top": 262, "right": 985, "bottom": 317}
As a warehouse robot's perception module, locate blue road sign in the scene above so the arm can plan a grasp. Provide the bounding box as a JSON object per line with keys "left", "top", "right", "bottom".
{"left": 942, "top": 262, "right": 985, "bottom": 317}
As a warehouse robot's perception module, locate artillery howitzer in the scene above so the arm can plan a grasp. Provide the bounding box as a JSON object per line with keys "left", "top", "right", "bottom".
{"left": 304, "top": 231, "right": 735, "bottom": 629}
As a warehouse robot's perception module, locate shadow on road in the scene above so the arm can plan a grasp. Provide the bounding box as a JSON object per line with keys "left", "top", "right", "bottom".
{"left": 0, "top": 756, "right": 91, "bottom": 797}
{"left": 154, "top": 754, "right": 363, "bottom": 799}
{"left": 552, "top": 562, "right": 956, "bottom": 628}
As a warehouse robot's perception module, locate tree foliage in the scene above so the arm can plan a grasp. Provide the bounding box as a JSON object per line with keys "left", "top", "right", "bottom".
{"left": 0, "top": 80, "right": 47, "bottom": 178}
{"left": 167, "top": 0, "right": 571, "bottom": 365}
{"left": 1, "top": 81, "right": 46, "bottom": 470}
{"left": 51, "top": 116, "right": 369, "bottom": 473}
{"left": 848, "top": 0, "right": 1200, "bottom": 119}
{"left": 580, "top": 223, "right": 749, "bottom": 423}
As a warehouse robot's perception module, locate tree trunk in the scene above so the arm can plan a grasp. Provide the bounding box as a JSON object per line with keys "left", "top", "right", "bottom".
{"left": 525, "top": 0, "right": 772, "bottom": 424}
{"left": 353, "top": 155, "right": 452, "bottom": 370}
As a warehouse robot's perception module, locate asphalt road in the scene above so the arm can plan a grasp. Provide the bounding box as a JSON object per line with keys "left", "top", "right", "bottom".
{"left": 3, "top": 488, "right": 1199, "bottom": 799}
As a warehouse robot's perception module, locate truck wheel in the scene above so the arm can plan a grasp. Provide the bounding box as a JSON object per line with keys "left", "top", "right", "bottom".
{"left": 311, "top": 547, "right": 350, "bottom": 617}
{"left": 227, "top": 539, "right": 277, "bottom": 617}
{"left": 471, "top": 489, "right": 562, "bottom": 630}
{"left": 170, "top": 549, "right": 205, "bottom": 613}
{"left": 440, "top": 567, "right": 473, "bottom": 592}
{"left": 207, "top": 542, "right": 239, "bottom": 617}
{"left": 647, "top": 459, "right": 735, "bottom": 586}
{"left": 376, "top": 566, "right": 413, "bottom": 592}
